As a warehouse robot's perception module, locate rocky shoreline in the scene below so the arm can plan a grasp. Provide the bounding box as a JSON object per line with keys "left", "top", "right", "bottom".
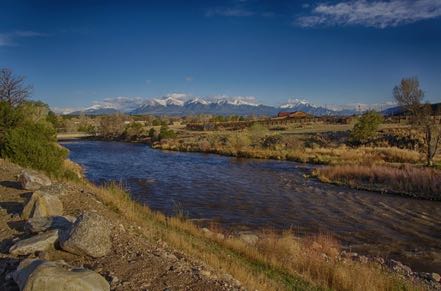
{"left": 0, "top": 160, "right": 242, "bottom": 290}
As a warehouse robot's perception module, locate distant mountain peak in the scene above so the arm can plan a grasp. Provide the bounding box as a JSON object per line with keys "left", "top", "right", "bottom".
{"left": 280, "top": 98, "right": 315, "bottom": 109}
{"left": 56, "top": 94, "right": 395, "bottom": 117}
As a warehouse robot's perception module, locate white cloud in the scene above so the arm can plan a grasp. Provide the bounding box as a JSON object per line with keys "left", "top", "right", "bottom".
{"left": 185, "top": 76, "right": 193, "bottom": 82}
{"left": 297, "top": 0, "right": 441, "bottom": 28}
{"left": 0, "top": 30, "right": 49, "bottom": 46}
{"left": 90, "top": 96, "right": 145, "bottom": 111}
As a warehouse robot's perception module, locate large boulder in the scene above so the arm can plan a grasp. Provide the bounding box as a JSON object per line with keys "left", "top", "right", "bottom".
{"left": 9, "top": 230, "right": 59, "bottom": 256}
{"left": 22, "top": 191, "right": 63, "bottom": 220}
{"left": 26, "top": 216, "right": 76, "bottom": 234}
{"left": 13, "top": 259, "right": 110, "bottom": 291}
{"left": 60, "top": 212, "right": 111, "bottom": 258}
{"left": 18, "top": 170, "right": 51, "bottom": 191}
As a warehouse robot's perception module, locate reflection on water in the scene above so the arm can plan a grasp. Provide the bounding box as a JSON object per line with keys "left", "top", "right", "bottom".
{"left": 62, "top": 140, "right": 441, "bottom": 272}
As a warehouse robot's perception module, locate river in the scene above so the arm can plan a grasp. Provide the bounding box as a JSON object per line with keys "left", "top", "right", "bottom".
{"left": 62, "top": 140, "right": 441, "bottom": 273}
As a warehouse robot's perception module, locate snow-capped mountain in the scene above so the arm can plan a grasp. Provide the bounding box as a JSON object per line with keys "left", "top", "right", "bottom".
{"left": 130, "top": 95, "right": 275, "bottom": 116}
{"left": 279, "top": 99, "right": 346, "bottom": 116}
{"left": 63, "top": 95, "right": 386, "bottom": 116}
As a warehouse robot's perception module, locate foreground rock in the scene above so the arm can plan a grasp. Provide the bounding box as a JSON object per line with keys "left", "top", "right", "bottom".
{"left": 22, "top": 191, "right": 63, "bottom": 220}
{"left": 60, "top": 212, "right": 111, "bottom": 258}
{"left": 26, "top": 215, "right": 75, "bottom": 234}
{"left": 18, "top": 170, "right": 51, "bottom": 191}
{"left": 9, "top": 230, "right": 59, "bottom": 256}
{"left": 238, "top": 233, "right": 258, "bottom": 245}
{"left": 13, "top": 259, "right": 110, "bottom": 291}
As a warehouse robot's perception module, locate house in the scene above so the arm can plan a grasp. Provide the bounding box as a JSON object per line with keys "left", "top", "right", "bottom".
{"left": 277, "top": 111, "right": 308, "bottom": 118}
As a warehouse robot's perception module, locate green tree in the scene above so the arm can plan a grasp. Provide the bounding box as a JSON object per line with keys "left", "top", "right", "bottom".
{"left": 148, "top": 127, "right": 157, "bottom": 141}
{"left": 158, "top": 124, "right": 176, "bottom": 140}
{"left": 124, "top": 122, "right": 145, "bottom": 140}
{"left": 350, "top": 111, "right": 383, "bottom": 144}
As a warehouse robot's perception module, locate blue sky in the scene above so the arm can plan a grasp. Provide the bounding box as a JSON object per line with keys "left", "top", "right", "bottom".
{"left": 1, "top": 0, "right": 441, "bottom": 109}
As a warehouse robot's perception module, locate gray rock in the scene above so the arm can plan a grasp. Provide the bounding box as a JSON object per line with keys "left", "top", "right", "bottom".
{"left": 390, "top": 259, "right": 412, "bottom": 275}
{"left": 13, "top": 259, "right": 110, "bottom": 291}
{"left": 60, "top": 212, "right": 111, "bottom": 258}
{"left": 22, "top": 191, "right": 63, "bottom": 220}
{"left": 238, "top": 233, "right": 258, "bottom": 245}
{"left": 18, "top": 170, "right": 51, "bottom": 191}
{"left": 26, "top": 216, "right": 76, "bottom": 234}
{"left": 40, "top": 184, "right": 66, "bottom": 196}
{"left": 9, "top": 230, "right": 59, "bottom": 256}
{"left": 432, "top": 272, "right": 441, "bottom": 283}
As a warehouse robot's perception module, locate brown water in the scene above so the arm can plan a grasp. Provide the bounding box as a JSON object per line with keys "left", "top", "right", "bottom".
{"left": 62, "top": 140, "right": 441, "bottom": 273}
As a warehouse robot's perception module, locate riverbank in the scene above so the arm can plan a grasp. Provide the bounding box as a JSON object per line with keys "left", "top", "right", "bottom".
{"left": 313, "top": 165, "right": 441, "bottom": 200}
{"left": 1, "top": 158, "right": 436, "bottom": 290}
{"left": 60, "top": 131, "right": 441, "bottom": 201}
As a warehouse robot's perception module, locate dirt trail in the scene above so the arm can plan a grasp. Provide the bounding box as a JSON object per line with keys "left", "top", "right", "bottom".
{"left": 0, "top": 159, "right": 241, "bottom": 290}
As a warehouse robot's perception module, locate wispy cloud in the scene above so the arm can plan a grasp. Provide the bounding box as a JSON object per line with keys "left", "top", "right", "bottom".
{"left": 0, "top": 30, "right": 49, "bottom": 46}
{"left": 206, "top": 7, "right": 255, "bottom": 17}
{"left": 296, "top": 0, "right": 441, "bottom": 28}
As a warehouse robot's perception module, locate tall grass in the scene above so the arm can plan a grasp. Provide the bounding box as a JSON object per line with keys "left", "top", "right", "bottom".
{"left": 82, "top": 181, "right": 420, "bottom": 291}
{"left": 315, "top": 165, "right": 441, "bottom": 200}
{"left": 156, "top": 136, "right": 422, "bottom": 166}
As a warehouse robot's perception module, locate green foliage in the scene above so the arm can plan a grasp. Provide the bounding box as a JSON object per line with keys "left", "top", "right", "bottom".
{"left": 148, "top": 128, "right": 157, "bottom": 141}
{"left": 158, "top": 124, "right": 176, "bottom": 140}
{"left": 0, "top": 102, "right": 24, "bottom": 139}
{"left": 1, "top": 122, "right": 68, "bottom": 175}
{"left": 0, "top": 101, "right": 69, "bottom": 177}
{"left": 152, "top": 119, "right": 161, "bottom": 126}
{"left": 46, "top": 111, "right": 60, "bottom": 129}
{"left": 124, "top": 122, "right": 145, "bottom": 140}
{"left": 350, "top": 111, "right": 383, "bottom": 144}
{"left": 78, "top": 123, "right": 96, "bottom": 134}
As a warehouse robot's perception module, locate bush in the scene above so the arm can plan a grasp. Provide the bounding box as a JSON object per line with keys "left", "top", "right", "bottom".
{"left": 350, "top": 111, "right": 383, "bottom": 144}
{"left": 158, "top": 125, "right": 176, "bottom": 140}
{"left": 1, "top": 122, "right": 68, "bottom": 175}
{"left": 123, "top": 122, "right": 145, "bottom": 140}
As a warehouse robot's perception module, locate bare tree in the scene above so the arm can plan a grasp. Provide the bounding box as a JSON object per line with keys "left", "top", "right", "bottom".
{"left": 393, "top": 77, "right": 441, "bottom": 166}
{"left": 0, "top": 68, "right": 32, "bottom": 106}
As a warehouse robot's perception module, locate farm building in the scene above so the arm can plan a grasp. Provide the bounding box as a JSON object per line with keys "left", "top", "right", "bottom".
{"left": 277, "top": 111, "right": 309, "bottom": 118}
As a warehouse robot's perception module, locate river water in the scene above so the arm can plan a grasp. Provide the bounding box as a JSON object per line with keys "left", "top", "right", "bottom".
{"left": 62, "top": 140, "right": 441, "bottom": 273}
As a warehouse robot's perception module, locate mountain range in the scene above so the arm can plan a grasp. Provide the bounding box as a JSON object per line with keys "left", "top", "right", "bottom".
{"left": 61, "top": 95, "right": 394, "bottom": 117}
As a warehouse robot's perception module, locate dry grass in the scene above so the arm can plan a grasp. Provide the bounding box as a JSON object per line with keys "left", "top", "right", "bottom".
{"left": 79, "top": 181, "right": 421, "bottom": 291}
{"left": 315, "top": 164, "right": 441, "bottom": 200}
{"left": 156, "top": 136, "right": 422, "bottom": 166}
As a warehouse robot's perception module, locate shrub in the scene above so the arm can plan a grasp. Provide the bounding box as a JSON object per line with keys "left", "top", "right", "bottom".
{"left": 123, "top": 122, "right": 145, "bottom": 140}
{"left": 0, "top": 101, "right": 24, "bottom": 142}
{"left": 98, "top": 114, "right": 126, "bottom": 138}
{"left": 350, "top": 111, "right": 383, "bottom": 144}
{"left": 148, "top": 127, "right": 157, "bottom": 141}
{"left": 1, "top": 122, "right": 68, "bottom": 175}
{"left": 261, "top": 134, "right": 282, "bottom": 149}
{"left": 158, "top": 125, "right": 176, "bottom": 140}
